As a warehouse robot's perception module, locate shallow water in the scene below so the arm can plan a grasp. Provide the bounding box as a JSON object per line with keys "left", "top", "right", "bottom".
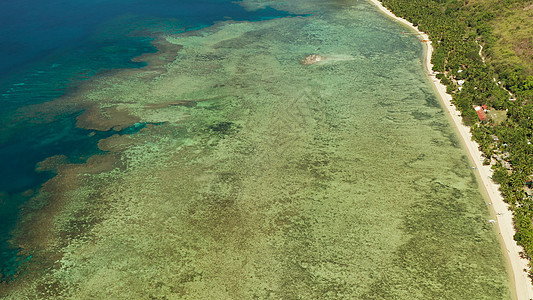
{"left": 0, "top": 0, "right": 296, "bottom": 280}
{"left": 1, "top": 0, "right": 511, "bottom": 298}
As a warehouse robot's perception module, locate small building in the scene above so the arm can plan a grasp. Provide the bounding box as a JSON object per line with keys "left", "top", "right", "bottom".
{"left": 502, "top": 160, "right": 512, "bottom": 170}
{"left": 474, "top": 106, "right": 487, "bottom": 121}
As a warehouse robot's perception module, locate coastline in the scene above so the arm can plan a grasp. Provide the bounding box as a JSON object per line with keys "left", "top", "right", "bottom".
{"left": 0, "top": 2, "right": 518, "bottom": 297}
{"left": 367, "top": 0, "right": 533, "bottom": 299}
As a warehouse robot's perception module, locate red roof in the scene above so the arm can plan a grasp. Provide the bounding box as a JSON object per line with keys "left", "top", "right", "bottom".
{"left": 474, "top": 106, "right": 487, "bottom": 121}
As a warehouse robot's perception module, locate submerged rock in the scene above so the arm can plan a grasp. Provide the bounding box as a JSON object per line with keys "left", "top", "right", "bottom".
{"left": 301, "top": 54, "right": 324, "bottom": 65}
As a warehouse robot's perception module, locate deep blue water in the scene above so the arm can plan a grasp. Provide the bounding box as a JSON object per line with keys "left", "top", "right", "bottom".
{"left": 0, "top": 0, "right": 295, "bottom": 279}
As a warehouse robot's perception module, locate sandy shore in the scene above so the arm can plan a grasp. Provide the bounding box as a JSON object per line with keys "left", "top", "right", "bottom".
{"left": 367, "top": 0, "right": 533, "bottom": 299}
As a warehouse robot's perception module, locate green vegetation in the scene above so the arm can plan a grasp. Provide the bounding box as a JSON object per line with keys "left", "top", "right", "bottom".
{"left": 0, "top": 4, "right": 512, "bottom": 297}
{"left": 380, "top": 0, "right": 533, "bottom": 276}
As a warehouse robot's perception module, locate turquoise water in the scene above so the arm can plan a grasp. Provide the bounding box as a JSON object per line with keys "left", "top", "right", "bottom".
{"left": 0, "top": 0, "right": 297, "bottom": 279}
{"left": 0, "top": 0, "right": 512, "bottom": 298}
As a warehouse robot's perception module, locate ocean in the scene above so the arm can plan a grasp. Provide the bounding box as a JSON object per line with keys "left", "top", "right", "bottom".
{"left": 0, "top": 0, "right": 294, "bottom": 280}
{"left": 0, "top": 0, "right": 512, "bottom": 298}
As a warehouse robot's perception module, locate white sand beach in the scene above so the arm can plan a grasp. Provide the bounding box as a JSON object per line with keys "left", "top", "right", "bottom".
{"left": 367, "top": 0, "right": 533, "bottom": 299}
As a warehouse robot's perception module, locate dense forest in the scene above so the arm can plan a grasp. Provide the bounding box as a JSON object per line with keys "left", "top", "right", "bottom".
{"left": 378, "top": 0, "right": 533, "bottom": 276}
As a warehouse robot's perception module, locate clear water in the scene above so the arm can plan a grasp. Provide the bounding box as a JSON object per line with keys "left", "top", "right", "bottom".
{"left": 0, "top": 0, "right": 296, "bottom": 279}
{"left": 0, "top": 0, "right": 512, "bottom": 298}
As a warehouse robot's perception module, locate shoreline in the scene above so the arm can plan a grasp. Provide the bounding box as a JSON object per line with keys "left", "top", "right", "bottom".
{"left": 367, "top": 0, "right": 533, "bottom": 299}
